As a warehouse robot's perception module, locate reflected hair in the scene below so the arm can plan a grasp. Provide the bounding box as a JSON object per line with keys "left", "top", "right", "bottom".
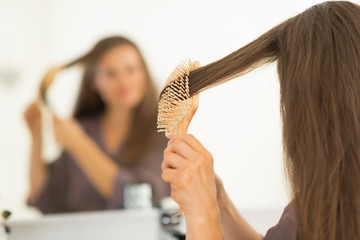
{"left": 40, "top": 36, "right": 159, "bottom": 166}
{"left": 186, "top": 1, "right": 360, "bottom": 240}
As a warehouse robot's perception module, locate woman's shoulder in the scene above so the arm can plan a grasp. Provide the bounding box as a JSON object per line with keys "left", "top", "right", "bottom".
{"left": 263, "top": 203, "right": 297, "bottom": 240}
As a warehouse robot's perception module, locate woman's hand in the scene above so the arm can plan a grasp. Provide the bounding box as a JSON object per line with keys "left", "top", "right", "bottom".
{"left": 162, "top": 134, "right": 260, "bottom": 240}
{"left": 215, "top": 174, "right": 226, "bottom": 201}
{"left": 162, "top": 134, "right": 223, "bottom": 239}
{"left": 53, "top": 116, "right": 86, "bottom": 153}
{"left": 161, "top": 134, "right": 219, "bottom": 217}
{"left": 24, "top": 102, "right": 42, "bottom": 137}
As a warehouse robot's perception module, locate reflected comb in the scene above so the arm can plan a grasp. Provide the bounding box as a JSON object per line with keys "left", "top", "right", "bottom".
{"left": 157, "top": 59, "right": 200, "bottom": 139}
{"left": 38, "top": 66, "right": 63, "bottom": 102}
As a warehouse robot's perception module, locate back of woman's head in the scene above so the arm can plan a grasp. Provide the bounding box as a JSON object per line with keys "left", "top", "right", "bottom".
{"left": 187, "top": 2, "right": 360, "bottom": 240}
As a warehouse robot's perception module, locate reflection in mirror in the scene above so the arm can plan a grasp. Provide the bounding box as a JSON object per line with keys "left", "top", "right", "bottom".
{"left": 25, "top": 36, "right": 170, "bottom": 215}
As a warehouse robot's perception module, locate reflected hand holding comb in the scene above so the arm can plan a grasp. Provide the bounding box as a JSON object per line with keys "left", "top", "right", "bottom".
{"left": 36, "top": 65, "right": 86, "bottom": 154}
{"left": 23, "top": 66, "right": 60, "bottom": 136}
{"left": 38, "top": 66, "right": 64, "bottom": 102}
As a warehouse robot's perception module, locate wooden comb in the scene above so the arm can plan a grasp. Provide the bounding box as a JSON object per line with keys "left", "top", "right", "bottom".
{"left": 157, "top": 59, "right": 200, "bottom": 139}
{"left": 38, "top": 66, "right": 63, "bottom": 103}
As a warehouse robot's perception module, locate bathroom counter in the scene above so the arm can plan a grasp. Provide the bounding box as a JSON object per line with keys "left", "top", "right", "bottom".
{"left": 6, "top": 208, "right": 283, "bottom": 239}
{"left": 8, "top": 208, "right": 166, "bottom": 240}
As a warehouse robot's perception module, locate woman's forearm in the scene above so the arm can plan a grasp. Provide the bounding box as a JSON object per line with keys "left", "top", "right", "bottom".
{"left": 217, "top": 192, "right": 262, "bottom": 240}
{"left": 29, "top": 135, "right": 49, "bottom": 203}
{"left": 68, "top": 133, "right": 118, "bottom": 199}
{"left": 185, "top": 204, "right": 224, "bottom": 240}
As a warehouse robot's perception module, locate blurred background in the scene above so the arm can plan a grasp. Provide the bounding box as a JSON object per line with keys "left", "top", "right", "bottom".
{"left": 0, "top": 0, "right": 336, "bottom": 223}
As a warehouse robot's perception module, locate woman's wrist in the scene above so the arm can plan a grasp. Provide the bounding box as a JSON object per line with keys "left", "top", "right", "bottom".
{"left": 31, "top": 133, "right": 42, "bottom": 146}
{"left": 59, "top": 124, "right": 88, "bottom": 155}
{"left": 215, "top": 175, "right": 227, "bottom": 202}
{"left": 185, "top": 208, "right": 220, "bottom": 225}
{"left": 217, "top": 189, "right": 235, "bottom": 217}
{"left": 66, "top": 130, "right": 88, "bottom": 154}
{"left": 184, "top": 204, "right": 223, "bottom": 240}
{"left": 30, "top": 128, "right": 42, "bottom": 140}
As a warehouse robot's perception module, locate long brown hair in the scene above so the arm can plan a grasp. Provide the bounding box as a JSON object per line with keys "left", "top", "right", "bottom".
{"left": 184, "top": 2, "right": 360, "bottom": 240}
{"left": 42, "top": 36, "right": 159, "bottom": 166}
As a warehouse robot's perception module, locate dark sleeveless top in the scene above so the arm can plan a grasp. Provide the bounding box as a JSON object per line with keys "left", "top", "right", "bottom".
{"left": 263, "top": 204, "right": 297, "bottom": 240}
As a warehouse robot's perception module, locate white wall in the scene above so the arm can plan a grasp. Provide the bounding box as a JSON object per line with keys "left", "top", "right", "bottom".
{"left": 0, "top": 0, "right": 51, "bottom": 219}
{"left": 0, "top": 0, "right": 338, "bottom": 220}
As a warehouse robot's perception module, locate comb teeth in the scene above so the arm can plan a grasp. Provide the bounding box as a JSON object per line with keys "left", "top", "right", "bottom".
{"left": 157, "top": 59, "right": 194, "bottom": 138}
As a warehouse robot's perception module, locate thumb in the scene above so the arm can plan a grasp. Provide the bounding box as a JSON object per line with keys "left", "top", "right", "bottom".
{"left": 52, "top": 114, "right": 62, "bottom": 130}
{"left": 52, "top": 113, "right": 60, "bottom": 123}
{"left": 183, "top": 60, "right": 201, "bottom": 129}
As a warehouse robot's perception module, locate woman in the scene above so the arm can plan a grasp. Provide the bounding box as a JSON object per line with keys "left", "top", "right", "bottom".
{"left": 24, "top": 36, "right": 170, "bottom": 213}
{"left": 161, "top": 1, "right": 360, "bottom": 240}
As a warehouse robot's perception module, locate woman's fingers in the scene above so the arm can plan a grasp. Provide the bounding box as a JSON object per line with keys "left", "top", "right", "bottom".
{"left": 162, "top": 168, "right": 190, "bottom": 191}
{"left": 168, "top": 134, "right": 209, "bottom": 158}
{"left": 166, "top": 138, "right": 196, "bottom": 160}
{"left": 23, "top": 103, "right": 43, "bottom": 135}
{"left": 161, "top": 168, "right": 177, "bottom": 183}
{"left": 24, "top": 103, "right": 40, "bottom": 118}
{"left": 162, "top": 150, "right": 186, "bottom": 170}
{"left": 161, "top": 135, "right": 218, "bottom": 218}
{"left": 52, "top": 114, "right": 60, "bottom": 125}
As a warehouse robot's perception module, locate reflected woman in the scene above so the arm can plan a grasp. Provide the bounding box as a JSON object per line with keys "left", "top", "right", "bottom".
{"left": 24, "top": 36, "right": 170, "bottom": 213}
